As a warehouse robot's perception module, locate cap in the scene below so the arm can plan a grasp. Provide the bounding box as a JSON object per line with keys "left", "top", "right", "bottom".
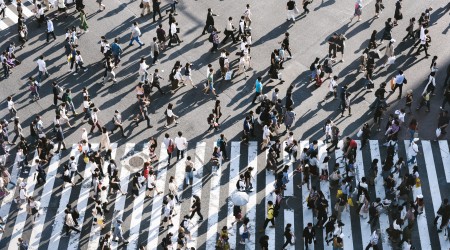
{"left": 390, "top": 39, "right": 396, "bottom": 43}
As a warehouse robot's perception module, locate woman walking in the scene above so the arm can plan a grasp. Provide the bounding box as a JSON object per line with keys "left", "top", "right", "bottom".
{"left": 393, "top": 0, "right": 403, "bottom": 26}
{"left": 79, "top": 9, "right": 89, "bottom": 33}
{"left": 164, "top": 103, "right": 178, "bottom": 128}
{"left": 374, "top": 0, "right": 383, "bottom": 18}
{"left": 100, "top": 127, "right": 110, "bottom": 153}
{"left": 350, "top": 0, "right": 363, "bottom": 22}
{"left": 213, "top": 100, "right": 222, "bottom": 123}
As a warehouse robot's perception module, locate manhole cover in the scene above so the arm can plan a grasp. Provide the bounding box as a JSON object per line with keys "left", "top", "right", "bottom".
{"left": 129, "top": 156, "right": 144, "bottom": 169}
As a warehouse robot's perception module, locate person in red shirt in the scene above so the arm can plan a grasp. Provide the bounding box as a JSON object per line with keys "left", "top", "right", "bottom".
{"left": 344, "top": 137, "right": 357, "bottom": 161}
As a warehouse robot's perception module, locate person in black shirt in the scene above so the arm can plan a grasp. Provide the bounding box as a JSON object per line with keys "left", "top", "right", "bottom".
{"left": 303, "top": 222, "right": 316, "bottom": 250}
{"left": 202, "top": 8, "right": 218, "bottom": 35}
{"left": 282, "top": 223, "right": 294, "bottom": 249}
{"left": 437, "top": 110, "right": 449, "bottom": 138}
{"left": 281, "top": 32, "right": 292, "bottom": 58}
{"left": 286, "top": 0, "right": 296, "bottom": 23}
{"left": 328, "top": 33, "right": 338, "bottom": 59}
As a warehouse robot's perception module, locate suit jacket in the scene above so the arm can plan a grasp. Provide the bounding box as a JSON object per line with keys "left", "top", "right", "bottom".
{"left": 303, "top": 227, "right": 316, "bottom": 239}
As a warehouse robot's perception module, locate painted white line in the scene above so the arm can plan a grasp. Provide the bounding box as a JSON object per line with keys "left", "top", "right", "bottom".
{"left": 246, "top": 141, "right": 257, "bottom": 248}
{"left": 263, "top": 146, "right": 275, "bottom": 246}
{"left": 8, "top": 150, "right": 40, "bottom": 249}
{"left": 0, "top": 150, "right": 37, "bottom": 240}
{"left": 438, "top": 141, "right": 450, "bottom": 183}
{"left": 168, "top": 147, "right": 187, "bottom": 238}
{"left": 11, "top": 0, "right": 35, "bottom": 18}
{"left": 300, "top": 140, "right": 316, "bottom": 249}
{"left": 355, "top": 140, "right": 371, "bottom": 246}
{"left": 317, "top": 140, "right": 331, "bottom": 250}
{"left": 420, "top": 141, "right": 449, "bottom": 249}
{"left": 47, "top": 146, "right": 81, "bottom": 249}
{"left": 186, "top": 142, "right": 206, "bottom": 249}
{"left": 4, "top": 8, "right": 18, "bottom": 24}
{"left": 110, "top": 143, "right": 134, "bottom": 250}
{"left": 0, "top": 21, "right": 8, "bottom": 30}
{"left": 284, "top": 141, "right": 296, "bottom": 249}
{"left": 127, "top": 144, "right": 148, "bottom": 249}
{"left": 146, "top": 142, "right": 169, "bottom": 248}
{"left": 283, "top": 141, "right": 294, "bottom": 197}
{"left": 28, "top": 148, "right": 65, "bottom": 249}
{"left": 403, "top": 140, "right": 431, "bottom": 250}
{"left": 225, "top": 142, "right": 240, "bottom": 248}
{"left": 86, "top": 143, "right": 118, "bottom": 250}
{"left": 205, "top": 141, "right": 223, "bottom": 249}
{"left": 368, "top": 140, "right": 391, "bottom": 250}
{"left": 67, "top": 144, "right": 99, "bottom": 250}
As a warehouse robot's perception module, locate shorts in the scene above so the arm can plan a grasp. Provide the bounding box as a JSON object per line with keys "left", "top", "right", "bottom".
{"left": 209, "top": 84, "right": 214, "bottom": 91}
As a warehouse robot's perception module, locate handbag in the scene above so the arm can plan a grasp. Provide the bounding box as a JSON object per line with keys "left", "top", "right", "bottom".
{"left": 415, "top": 177, "right": 421, "bottom": 188}
{"left": 83, "top": 155, "right": 89, "bottom": 164}
{"left": 390, "top": 78, "right": 395, "bottom": 91}
{"left": 436, "top": 128, "right": 441, "bottom": 138}
{"left": 357, "top": 129, "right": 363, "bottom": 138}
{"left": 387, "top": 56, "right": 396, "bottom": 65}
{"left": 347, "top": 197, "right": 354, "bottom": 207}
{"left": 167, "top": 141, "right": 175, "bottom": 153}
{"left": 225, "top": 71, "right": 232, "bottom": 80}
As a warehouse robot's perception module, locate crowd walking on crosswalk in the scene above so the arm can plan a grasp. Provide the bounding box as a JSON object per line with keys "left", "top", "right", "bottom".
{"left": 1, "top": 0, "right": 450, "bottom": 249}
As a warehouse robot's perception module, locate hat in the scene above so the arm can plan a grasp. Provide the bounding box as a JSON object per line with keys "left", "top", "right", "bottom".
{"left": 417, "top": 194, "right": 423, "bottom": 199}
{"left": 390, "top": 39, "right": 396, "bottom": 43}
{"left": 413, "top": 138, "right": 420, "bottom": 142}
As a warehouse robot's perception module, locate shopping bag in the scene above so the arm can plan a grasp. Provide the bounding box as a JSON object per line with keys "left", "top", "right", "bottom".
{"left": 390, "top": 78, "right": 395, "bottom": 91}
{"left": 387, "top": 56, "right": 396, "bottom": 65}
{"left": 415, "top": 177, "right": 421, "bottom": 188}
{"left": 225, "top": 71, "right": 232, "bottom": 80}
{"left": 83, "top": 155, "right": 89, "bottom": 164}
{"left": 357, "top": 129, "right": 363, "bottom": 138}
{"left": 336, "top": 189, "right": 343, "bottom": 199}
{"left": 347, "top": 197, "right": 354, "bottom": 207}
{"left": 436, "top": 128, "right": 442, "bottom": 138}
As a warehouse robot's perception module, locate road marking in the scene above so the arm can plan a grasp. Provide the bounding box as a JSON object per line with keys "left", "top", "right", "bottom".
{"left": 355, "top": 140, "right": 372, "bottom": 246}
{"left": 226, "top": 141, "right": 240, "bottom": 248}
{"left": 246, "top": 141, "right": 257, "bottom": 248}
{"left": 438, "top": 140, "right": 450, "bottom": 183}
{"left": 205, "top": 141, "right": 222, "bottom": 249}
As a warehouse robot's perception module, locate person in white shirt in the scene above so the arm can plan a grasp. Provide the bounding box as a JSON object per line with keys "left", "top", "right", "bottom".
{"left": 111, "top": 110, "right": 125, "bottom": 137}
{"left": 222, "top": 17, "right": 236, "bottom": 44}
{"left": 0, "top": 0, "right": 5, "bottom": 19}
{"left": 174, "top": 131, "right": 187, "bottom": 160}
{"left": 6, "top": 96, "right": 17, "bottom": 121}
{"left": 138, "top": 57, "right": 149, "bottom": 83}
{"left": 128, "top": 21, "right": 144, "bottom": 47}
{"left": 46, "top": 18, "right": 56, "bottom": 42}
{"left": 243, "top": 4, "right": 252, "bottom": 28}
{"left": 407, "top": 139, "right": 419, "bottom": 165}
{"left": 89, "top": 108, "right": 102, "bottom": 134}
{"left": 423, "top": 71, "right": 436, "bottom": 95}
{"left": 36, "top": 55, "right": 49, "bottom": 83}
{"left": 141, "top": 0, "right": 151, "bottom": 16}
{"left": 365, "top": 229, "right": 380, "bottom": 249}
{"left": 150, "top": 37, "right": 160, "bottom": 65}
{"left": 36, "top": 4, "right": 45, "bottom": 27}
{"left": 168, "top": 176, "right": 180, "bottom": 203}
{"left": 324, "top": 76, "right": 338, "bottom": 101}
{"left": 74, "top": 50, "right": 88, "bottom": 74}
{"left": 168, "top": 20, "right": 183, "bottom": 47}
{"left": 163, "top": 133, "right": 174, "bottom": 165}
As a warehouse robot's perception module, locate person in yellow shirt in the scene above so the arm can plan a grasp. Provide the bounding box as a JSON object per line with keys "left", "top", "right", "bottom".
{"left": 260, "top": 201, "right": 276, "bottom": 232}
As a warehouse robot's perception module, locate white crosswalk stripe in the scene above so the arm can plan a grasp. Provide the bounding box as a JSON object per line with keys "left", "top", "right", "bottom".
{"left": 0, "top": 2, "right": 35, "bottom": 30}
{"left": 1, "top": 140, "right": 450, "bottom": 250}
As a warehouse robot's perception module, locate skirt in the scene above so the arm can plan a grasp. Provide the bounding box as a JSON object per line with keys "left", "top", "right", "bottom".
{"left": 166, "top": 115, "right": 175, "bottom": 125}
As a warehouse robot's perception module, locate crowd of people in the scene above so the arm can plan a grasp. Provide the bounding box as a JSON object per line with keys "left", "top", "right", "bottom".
{"left": 0, "top": 0, "right": 450, "bottom": 249}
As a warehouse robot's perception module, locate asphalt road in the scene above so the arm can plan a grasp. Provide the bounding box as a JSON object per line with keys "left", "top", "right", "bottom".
{"left": 0, "top": 0, "right": 450, "bottom": 249}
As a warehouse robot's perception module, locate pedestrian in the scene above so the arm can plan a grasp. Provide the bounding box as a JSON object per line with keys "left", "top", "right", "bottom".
{"left": 341, "top": 92, "right": 352, "bottom": 117}
{"left": 168, "top": 19, "right": 183, "bottom": 46}
{"left": 436, "top": 110, "right": 449, "bottom": 139}
{"left": 202, "top": 8, "right": 218, "bottom": 35}
{"left": 391, "top": 70, "right": 408, "bottom": 99}
{"left": 17, "top": 238, "right": 28, "bottom": 250}
{"left": 259, "top": 200, "right": 275, "bottom": 232}
{"left": 381, "top": 39, "right": 395, "bottom": 68}
{"left": 441, "top": 85, "right": 450, "bottom": 109}
{"left": 63, "top": 209, "right": 81, "bottom": 236}
{"left": 74, "top": 51, "right": 88, "bottom": 74}
{"left": 163, "top": 133, "right": 174, "bottom": 165}
{"left": 222, "top": 17, "right": 236, "bottom": 44}
{"left": 282, "top": 223, "right": 295, "bottom": 249}
{"left": 79, "top": 9, "right": 88, "bottom": 33}
{"left": 210, "top": 28, "right": 220, "bottom": 53}
{"left": 415, "top": 27, "right": 431, "bottom": 57}
{"left": 251, "top": 76, "right": 263, "bottom": 104}
{"left": 113, "top": 219, "right": 129, "bottom": 244}
{"left": 99, "top": 127, "right": 110, "bottom": 152}
{"left": 350, "top": 0, "right": 363, "bottom": 22}
{"left": 110, "top": 38, "right": 123, "bottom": 66}
{"left": 54, "top": 124, "right": 67, "bottom": 153}
{"left": 150, "top": 37, "right": 160, "bottom": 65}
{"left": 164, "top": 103, "right": 178, "bottom": 128}
{"left": 380, "top": 18, "right": 394, "bottom": 43}
{"left": 110, "top": 110, "right": 126, "bottom": 137}
{"left": 393, "top": 0, "right": 403, "bottom": 26}
{"left": 36, "top": 55, "right": 49, "bottom": 83}
{"left": 102, "top": 56, "right": 117, "bottom": 84}
{"left": 46, "top": 17, "right": 56, "bottom": 43}
{"left": 189, "top": 195, "right": 204, "bottom": 222}
{"left": 302, "top": 222, "right": 316, "bottom": 250}
{"left": 435, "top": 198, "right": 450, "bottom": 232}
{"left": 204, "top": 68, "right": 219, "bottom": 97}
{"left": 365, "top": 229, "right": 380, "bottom": 249}
{"left": 183, "top": 63, "right": 195, "bottom": 88}
{"left": 129, "top": 21, "right": 145, "bottom": 47}
{"left": 239, "top": 217, "right": 250, "bottom": 245}
{"left": 89, "top": 108, "right": 102, "bottom": 134}
{"left": 141, "top": 0, "right": 151, "bottom": 17}
{"left": 184, "top": 156, "right": 195, "bottom": 186}
{"left": 259, "top": 235, "right": 269, "bottom": 250}
{"left": 402, "top": 17, "right": 416, "bottom": 41}
{"left": 96, "top": 0, "right": 105, "bottom": 11}
{"left": 374, "top": 0, "right": 383, "bottom": 18}
{"left": 286, "top": 0, "right": 297, "bottom": 23}
{"left": 152, "top": 0, "right": 162, "bottom": 22}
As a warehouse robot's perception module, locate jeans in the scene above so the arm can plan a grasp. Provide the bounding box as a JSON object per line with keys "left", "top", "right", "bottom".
{"left": 189, "top": 209, "right": 203, "bottom": 220}
{"left": 152, "top": 51, "right": 159, "bottom": 64}
{"left": 407, "top": 155, "right": 416, "bottom": 165}
{"left": 129, "top": 36, "right": 144, "bottom": 46}
{"left": 37, "top": 70, "right": 49, "bottom": 82}
{"left": 153, "top": 8, "right": 162, "bottom": 21}
{"left": 184, "top": 171, "right": 193, "bottom": 185}
{"left": 392, "top": 84, "right": 403, "bottom": 98}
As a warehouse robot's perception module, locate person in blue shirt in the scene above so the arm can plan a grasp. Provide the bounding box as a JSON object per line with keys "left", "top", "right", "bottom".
{"left": 110, "top": 38, "right": 123, "bottom": 65}
{"left": 252, "top": 76, "right": 263, "bottom": 104}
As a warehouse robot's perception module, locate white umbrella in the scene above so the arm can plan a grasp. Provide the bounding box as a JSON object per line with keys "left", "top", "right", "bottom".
{"left": 231, "top": 192, "right": 249, "bottom": 206}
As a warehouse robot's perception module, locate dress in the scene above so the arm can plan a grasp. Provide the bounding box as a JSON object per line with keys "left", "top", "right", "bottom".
{"left": 100, "top": 131, "right": 110, "bottom": 151}
{"left": 80, "top": 13, "right": 88, "bottom": 31}
{"left": 394, "top": 1, "right": 402, "bottom": 20}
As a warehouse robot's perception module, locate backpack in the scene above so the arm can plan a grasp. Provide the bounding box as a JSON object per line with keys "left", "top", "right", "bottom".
{"left": 217, "top": 138, "right": 226, "bottom": 148}
{"left": 236, "top": 179, "right": 243, "bottom": 190}
{"left": 207, "top": 25, "right": 214, "bottom": 33}
{"left": 208, "top": 33, "right": 214, "bottom": 43}
{"left": 62, "top": 93, "right": 69, "bottom": 102}
{"left": 270, "top": 207, "right": 279, "bottom": 217}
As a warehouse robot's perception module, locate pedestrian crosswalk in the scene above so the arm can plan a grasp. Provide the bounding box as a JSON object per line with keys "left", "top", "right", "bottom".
{"left": 0, "top": 0, "right": 36, "bottom": 31}
{"left": 0, "top": 139, "right": 449, "bottom": 250}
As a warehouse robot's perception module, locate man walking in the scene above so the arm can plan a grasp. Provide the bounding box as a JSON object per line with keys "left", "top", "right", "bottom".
{"left": 202, "top": 8, "right": 218, "bottom": 35}
{"left": 46, "top": 17, "right": 56, "bottom": 43}
{"left": 174, "top": 131, "right": 187, "bottom": 161}
{"left": 391, "top": 70, "right": 407, "bottom": 99}
{"left": 111, "top": 38, "right": 123, "bottom": 66}
{"left": 302, "top": 222, "right": 316, "bottom": 250}
{"left": 259, "top": 201, "right": 275, "bottom": 232}
{"left": 113, "top": 219, "right": 129, "bottom": 244}
{"left": 111, "top": 110, "right": 126, "bottom": 137}
{"left": 54, "top": 124, "right": 67, "bottom": 153}
{"left": 36, "top": 55, "right": 49, "bottom": 83}
{"left": 129, "top": 21, "right": 145, "bottom": 47}
{"left": 251, "top": 76, "right": 263, "bottom": 104}
{"left": 222, "top": 17, "right": 236, "bottom": 44}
